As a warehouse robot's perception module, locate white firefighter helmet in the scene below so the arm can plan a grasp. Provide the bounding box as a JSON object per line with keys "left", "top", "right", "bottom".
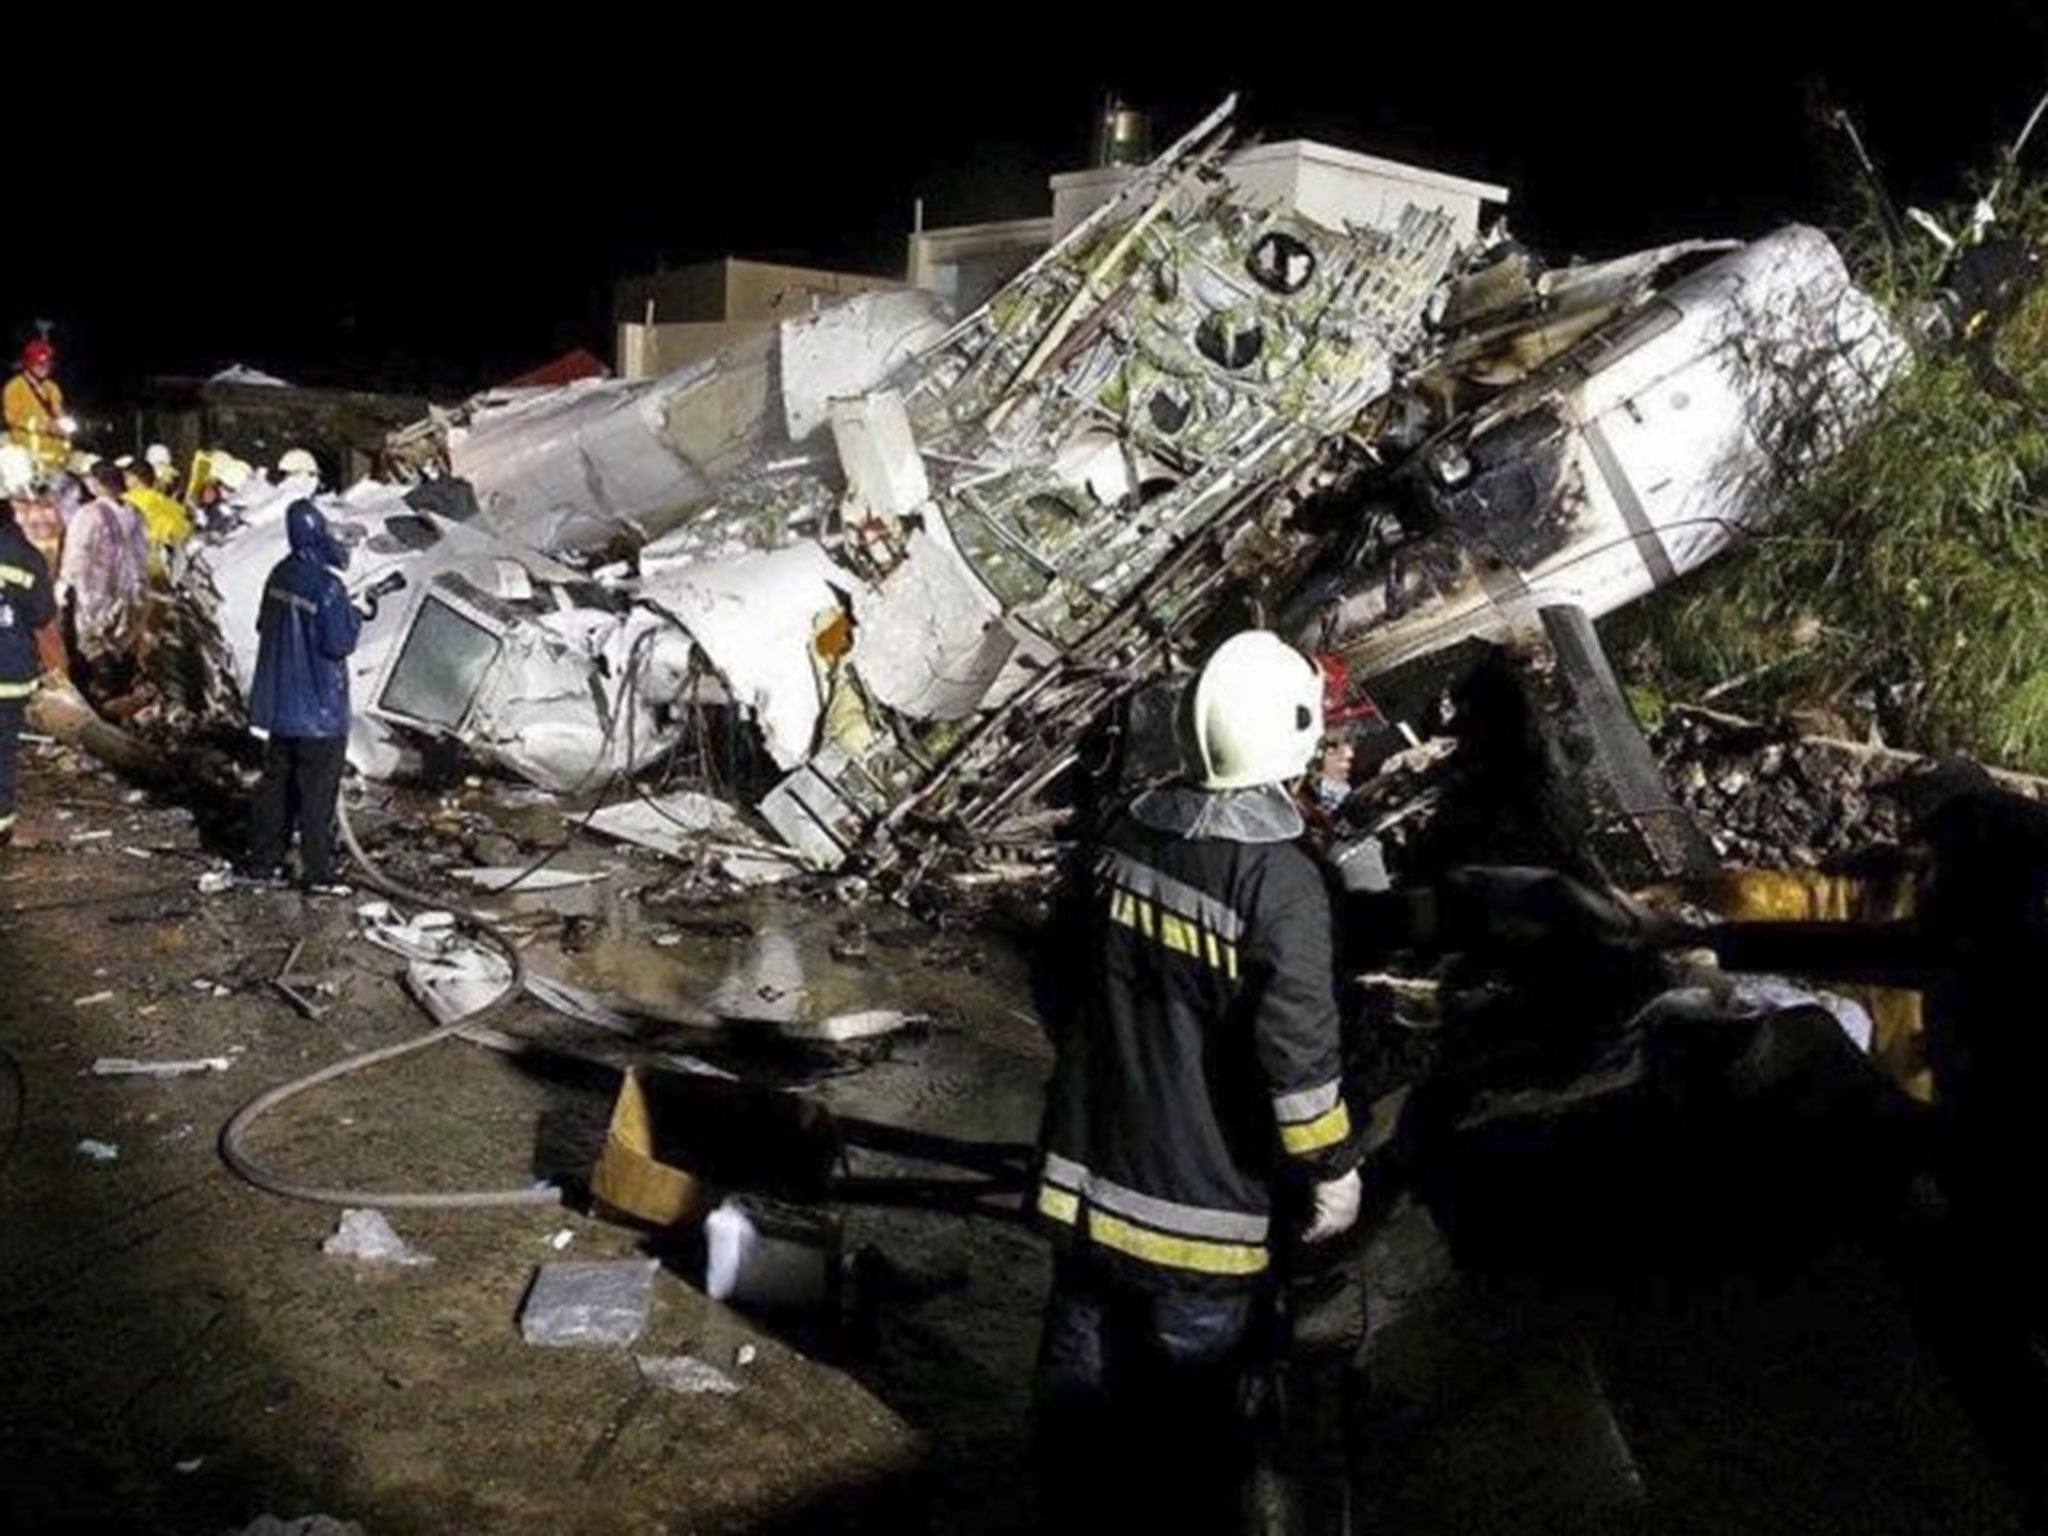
{"left": 209, "top": 452, "right": 254, "bottom": 492}
{"left": 1189, "top": 630, "right": 1325, "bottom": 791}
{"left": 144, "top": 443, "right": 173, "bottom": 473}
{"left": 276, "top": 447, "right": 319, "bottom": 480}
{"left": 0, "top": 443, "right": 34, "bottom": 497}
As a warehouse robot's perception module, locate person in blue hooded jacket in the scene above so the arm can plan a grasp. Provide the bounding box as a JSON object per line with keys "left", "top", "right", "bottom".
{"left": 244, "top": 500, "right": 361, "bottom": 893}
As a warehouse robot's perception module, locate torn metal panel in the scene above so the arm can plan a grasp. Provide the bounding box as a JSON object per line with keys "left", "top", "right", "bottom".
{"left": 830, "top": 391, "right": 930, "bottom": 530}
{"left": 849, "top": 526, "right": 1026, "bottom": 722}
{"left": 779, "top": 291, "right": 950, "bottom": 442}
{"left": 406, "top": 290, "right": 950, "bottom": 556}
{"left": 1312, "top": 226, "right": 1902, "bottom": 681}
{"left": 584, "top": 792, "right": 752, "bottom": 858}
{"left": 638, "top": 543, "right": 856, "bottom": 770}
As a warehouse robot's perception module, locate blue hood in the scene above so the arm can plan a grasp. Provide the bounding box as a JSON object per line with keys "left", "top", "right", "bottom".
{"left": 287, "top": 499, "right": 350, "bottom": 571}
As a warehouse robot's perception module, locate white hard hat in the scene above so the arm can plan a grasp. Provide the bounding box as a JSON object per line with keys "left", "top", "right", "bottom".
{"left": 1189, "top": 630, "right": 1325, "bottom": 790}
{"left": 145, "top": 443, "right": 173, "bottom": 470}
{"left": 210, "top": 453, "right": 254, "bottom": 492}
{"left": 277, "top": 447, "right": 319, "bottom": 479}
{"left": 0, "top": 443, "right": 33, "bottom": 497}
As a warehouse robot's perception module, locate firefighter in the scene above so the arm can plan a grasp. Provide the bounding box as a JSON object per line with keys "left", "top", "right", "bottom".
{"left": 3, "top": 338, "right": 76, "bottom": 470}
{"left": 242, "top": 500, "right": 360, "bottom": 895}
{"left": 1032, "top": 629, "right": 1365, "bottom": 1534}
{"left": 0, "top": 446, "right": 58, "bottom": 847}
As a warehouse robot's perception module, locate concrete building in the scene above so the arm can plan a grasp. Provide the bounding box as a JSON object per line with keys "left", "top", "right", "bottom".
{"left": 615, "top": 257, "right": 901, "bottom": 380}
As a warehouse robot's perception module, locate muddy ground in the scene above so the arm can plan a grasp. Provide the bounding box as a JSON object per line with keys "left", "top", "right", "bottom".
{"left": 0, "top": 744, "right": 1055, "bottom": 1534}
{"left": 5, "top": 734, "right": 2046, "bottom": 1535}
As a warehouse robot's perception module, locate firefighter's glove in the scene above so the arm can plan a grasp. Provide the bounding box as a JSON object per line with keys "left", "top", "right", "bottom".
{"left": 1301, "top": 1167, "right": 1363, "bottom": 1245}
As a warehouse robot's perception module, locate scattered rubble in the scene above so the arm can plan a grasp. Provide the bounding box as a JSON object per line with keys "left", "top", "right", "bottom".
{"left": 637, "top": 1352, "right": 743, "bottom": 1397}
{"left": 321, "top": 1208, "right": 434, "bottom": 1267}
{"left": 89, "top": 1056, "right": 231, "bottom": 1078}
{"left": 519, "top": 1259, "right": 660, "bottom": 1347}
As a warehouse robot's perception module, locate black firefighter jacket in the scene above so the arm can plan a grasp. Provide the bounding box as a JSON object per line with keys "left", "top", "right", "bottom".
{"left": 1035, "top": 783, "right": 1364, "bottom": 1290}
{"left": 0, "top": 516, "right": 55, "bottom": 699}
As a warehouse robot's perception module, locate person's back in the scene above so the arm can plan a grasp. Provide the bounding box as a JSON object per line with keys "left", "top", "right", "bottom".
{"left": 249, "top": 500, "right": 356, "bottom": 740}
{"left": 244, "top": 500, "right": 359, "bottom": 893}
{"left": 1032, "top": 631, "right": 1364, "bottom": 1535}
{"left": 59, "top": 496, "right": 136, "bottom": 656}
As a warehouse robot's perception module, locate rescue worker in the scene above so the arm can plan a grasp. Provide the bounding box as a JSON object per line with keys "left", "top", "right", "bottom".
{"left": 121, "top": 461, "right": 194, "bottom": 572}
{"left": 2, "top": 444, "right": 63, "bottom": 577}
{"left": 243, "top": 499, "right": 358, "bottom": 895}
{"left": 58, "top": 462, "right": 148, "bottom": 675}
{"left": 0, "top": 447, "right": 58, "bottom": 847}
{"left": 4, "top": 339, "right": 76, "bottom": 470}
{"left": 143, "top": 443, "right": 177, "bottom": 497}
{"left": 1032, "top": 630, "right": 1365, "bottom": 1534}
{"left": 275, "top": 447, "right": 321, "bottom": 489}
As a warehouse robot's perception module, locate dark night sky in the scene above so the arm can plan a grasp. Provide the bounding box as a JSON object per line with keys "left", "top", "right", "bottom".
{"left": 12, "top": 6, "right": 2045, "bottom": 404}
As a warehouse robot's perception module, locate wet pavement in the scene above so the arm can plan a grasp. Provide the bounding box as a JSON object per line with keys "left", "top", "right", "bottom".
{"left": 3, "top": 738, "right": 2043, "bottom": 1534}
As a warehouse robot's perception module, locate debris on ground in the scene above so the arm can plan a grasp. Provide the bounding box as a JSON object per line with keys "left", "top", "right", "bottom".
{"left": 224, "top": 1516, "right": 366, "bottom": 1536}
{"left": 74, "top": 1139, "right": 120, "bottom": 1163}
{"left": 519, "top": 1259, "right": 661, "bottom": 1347}
{"left": 705, "top": 1196, "right": 841, "bottom": 1313}
{"left": 637, "top": 1352, "right": 743, "bottom": 1397}
{"left": 321, "top": 1208, "right": 434, "bottom": 1267}
{"left": 89, "top": 1056, "right": 231, "bottom": 1078}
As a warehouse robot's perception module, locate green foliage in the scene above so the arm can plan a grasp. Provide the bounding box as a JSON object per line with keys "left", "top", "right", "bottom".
{"left": 1616, "top": 173, "right": 2048, "bottom": 770}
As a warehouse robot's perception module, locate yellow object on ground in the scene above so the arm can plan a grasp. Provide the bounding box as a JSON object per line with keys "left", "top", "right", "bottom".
{"left": 1680, "top": 867, "right": 1933, "bottom": 1103}
{"left": 590, "top": 1069, "right": 716, "bottom": 1227}
{"left": 589, "top": 1066, "right": 840, "bottom": 1229}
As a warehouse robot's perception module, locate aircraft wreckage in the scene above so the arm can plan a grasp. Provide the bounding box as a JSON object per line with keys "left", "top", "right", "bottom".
{"left": 146, "top": 97, "right": 1900, "bottom": 873}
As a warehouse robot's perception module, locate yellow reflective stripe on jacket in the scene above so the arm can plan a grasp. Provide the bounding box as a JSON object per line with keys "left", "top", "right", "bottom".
{"left": 0, "top": 563, "right": 38, "bottom": 588}
{"left": 1085, "top": 1208, "right": 1269, "bottom": 1278}
{"left": 0, "top": 678, "right": 37, "bottom": 700}
{"left": 1037, "top": 1184, "right": 1080, "bottom": 1226}
{"left": 1279, "top": 1101, "right": 1353, "bottom": 1156}
{"left": 1108, "top": 884, "right": 1239, "bottom": 979}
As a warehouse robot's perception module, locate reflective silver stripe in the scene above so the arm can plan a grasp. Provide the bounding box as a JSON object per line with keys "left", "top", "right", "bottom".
{"left": 1041, "top": 1151, "right": 1269, "bottom": 1244}
{"left": 1098, "top": 849, "right": 1245, "bottom": 942}
{"left": 265, "top": 587, "right": 319, "bottom": 615}
{"left": 0, "top": 564, "right": 37, "bottom": 588}
{"left": 1042, "top": 1150, "right": 1088, "bottom": 1192}
{"left": 1273, "top": 1079, "right": 1341, "bottom": 1125}
{"left": 0, "top": 679, "right": 34, "bottom": 700}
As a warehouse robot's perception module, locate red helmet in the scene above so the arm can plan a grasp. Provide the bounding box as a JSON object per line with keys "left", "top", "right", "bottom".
{"left": 21, "top": 338, "right": 54, "bottom": 371}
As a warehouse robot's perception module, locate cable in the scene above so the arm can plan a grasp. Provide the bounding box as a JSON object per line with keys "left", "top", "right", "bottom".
{"left": 216, "top": 799, "right": 560, "bottom": 1210}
